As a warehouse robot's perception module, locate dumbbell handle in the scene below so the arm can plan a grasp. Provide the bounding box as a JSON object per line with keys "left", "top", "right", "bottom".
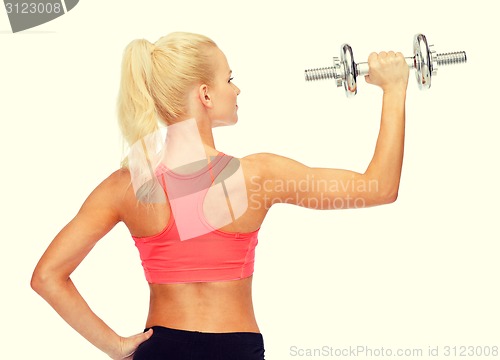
{"left": 356, "top": 57, "right": 415, "bottom": 76}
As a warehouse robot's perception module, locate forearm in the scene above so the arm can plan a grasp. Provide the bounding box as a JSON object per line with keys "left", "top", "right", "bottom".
{"left": 33, "top": 276, "right": 121, "bottom": 358}
{"left": 364, "top": 90, "right": 406, "bottom": 200}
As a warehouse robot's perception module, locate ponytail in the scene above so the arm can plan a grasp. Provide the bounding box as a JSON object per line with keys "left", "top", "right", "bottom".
{"left": 117, "top": 39, "right": 158, "bottom": 164}
{"left": 116, "top": 32, "right": 217, "bottom": 168}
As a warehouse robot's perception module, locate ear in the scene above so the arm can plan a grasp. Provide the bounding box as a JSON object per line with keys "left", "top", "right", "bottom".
{"left": 198, "top": 84, "right": 213, "bottom": 109}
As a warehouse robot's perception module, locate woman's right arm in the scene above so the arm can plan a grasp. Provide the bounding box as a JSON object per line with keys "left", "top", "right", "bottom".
{"left": 248, "top": 51, "right": 409, "bottom": 210}
{"left": 30, "top": 170, "right": 152, "bottom": 359}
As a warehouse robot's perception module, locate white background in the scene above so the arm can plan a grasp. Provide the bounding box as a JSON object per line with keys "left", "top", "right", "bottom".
{"left": 1, "top": 0, "right": 499, "bottom": 359}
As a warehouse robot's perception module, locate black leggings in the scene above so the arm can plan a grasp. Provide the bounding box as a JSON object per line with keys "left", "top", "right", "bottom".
{"left": 133, "top": 326, "right": 265, "bottom": 360}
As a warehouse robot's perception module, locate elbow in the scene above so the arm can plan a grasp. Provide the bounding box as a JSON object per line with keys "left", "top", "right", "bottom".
{"left": 30, "top": 268, "right": 46, "bottom": 295}
{"left": 362, "top": 172, "right": 400, "bottom": 206}
{"left": 372, "top": 186, "right": 399, "bottom": 205}
{"left": 30, "top": 267, "right": 59, "bottom": 296}
{"left": 382, "top": 191, "right": 398, "bottom": 204}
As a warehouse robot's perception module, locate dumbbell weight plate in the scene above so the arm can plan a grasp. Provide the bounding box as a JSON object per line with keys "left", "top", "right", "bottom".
{"left": 413, "top": 34, "right": 432, "bottom": 90}
{"left": 340, "top": 43, "right": 358, "bottom": 97}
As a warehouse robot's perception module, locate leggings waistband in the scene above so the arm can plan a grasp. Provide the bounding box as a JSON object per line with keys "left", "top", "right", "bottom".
{"left": 145, "top": 325, "right": 264, "bottom": 345}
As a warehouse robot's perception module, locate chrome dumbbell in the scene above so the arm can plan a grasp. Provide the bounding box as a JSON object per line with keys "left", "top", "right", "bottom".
{"left": 304, "top": 34, "right": 467, "bottom": 97}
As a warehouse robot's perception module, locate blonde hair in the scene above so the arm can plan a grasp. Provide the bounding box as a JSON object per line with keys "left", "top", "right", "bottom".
{"left": 117, "top": 32, "right": 217, "bottom": 167}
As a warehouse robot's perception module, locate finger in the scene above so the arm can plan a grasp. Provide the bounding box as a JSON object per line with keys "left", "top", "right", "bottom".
{"left": 367, "top": 52, "right": 378, "bottom": 71}
{"left": 367, "top": 52, "right": 378, "bottom": 65}
{"left": 141, "top": 328, "right": 154, "bottom": 341}
{"left": 133, "top": 328, "right": 154, "bottom": 346}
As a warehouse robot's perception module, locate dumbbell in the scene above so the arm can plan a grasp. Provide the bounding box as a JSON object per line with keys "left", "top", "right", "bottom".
{"left": 304, "top": 34, "right": 467, "bottom": 97}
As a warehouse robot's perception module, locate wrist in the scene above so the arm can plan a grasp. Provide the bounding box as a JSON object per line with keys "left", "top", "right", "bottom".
{"left": 382, "top": 84, "right": 407, "bottom": 97}
{"left": 383, "top": 87, "right": 407, "bottom": 97}
{"left": 382, "top": 89, "right": 407, "bottom": 105}
{"left": 105, "top": 334, "right": 124, "bottom": 360}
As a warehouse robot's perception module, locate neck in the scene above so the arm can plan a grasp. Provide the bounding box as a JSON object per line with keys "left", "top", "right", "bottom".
{"left": 163, "top": 117, "right": 218, "bottom": 171}
{"left": 183, "top": 89, "right": 218, "bottom": 155}
{"left": 195, "top": 116, "right": 217, "bottom": 154}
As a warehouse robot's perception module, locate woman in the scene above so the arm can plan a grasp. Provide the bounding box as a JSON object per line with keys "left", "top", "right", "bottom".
{"left": 31, "top": 32, "right": 409, "bottom": 359}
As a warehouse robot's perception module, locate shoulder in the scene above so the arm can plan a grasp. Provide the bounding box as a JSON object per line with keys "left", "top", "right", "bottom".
{"left": 241, "top": 152, "right": 284, "bottom": 170}
{"left": 82, "top": 168, "right": 135, "bottom": 218}
{"left": 95, "top": 167, "right": 133, "bottom": 196}
{"left": 240, "top": 152, "right": 307, "bottom": 178}
{"left": 238, "top": 153, "right": 271, "bottom": 180}
{"left": 237, "top": 153, "right": 307, "bottom": 198}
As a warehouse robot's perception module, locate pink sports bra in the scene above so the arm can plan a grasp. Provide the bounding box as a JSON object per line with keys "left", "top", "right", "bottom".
{"left": 132, "top": 153, "right": 259, "bottom": 284}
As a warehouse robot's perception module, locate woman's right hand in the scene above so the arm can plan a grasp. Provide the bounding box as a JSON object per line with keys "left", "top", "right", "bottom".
{"left": 110, "top": 329, "right": 153, "bottom": 359}
{"left": 364, "top": 51, "right": 409, "bottom": 94}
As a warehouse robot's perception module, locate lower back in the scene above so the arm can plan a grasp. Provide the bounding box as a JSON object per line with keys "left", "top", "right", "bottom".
{"left": 145, "top": 276, "right": 260, "bottom": 333}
